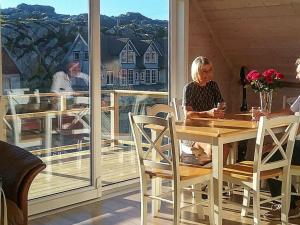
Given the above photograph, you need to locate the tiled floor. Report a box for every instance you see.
[30,190,300,225]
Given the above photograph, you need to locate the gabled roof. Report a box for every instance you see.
[62,33,88,63]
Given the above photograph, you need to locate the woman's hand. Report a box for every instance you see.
[207,108,225,118]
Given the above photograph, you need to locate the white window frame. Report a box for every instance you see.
[106,71,113,85]
[121,50,127,63]
[127,51,134,63]
[135,72,139,81]
[84,51,89,61]
[121,69,127,85]
[128,69,134,85]
[145,69,151,84]
[73,51,80,61]
[144,52,150,64]
[151,70,157,84]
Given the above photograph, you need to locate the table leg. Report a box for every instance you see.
[211,138,223,225]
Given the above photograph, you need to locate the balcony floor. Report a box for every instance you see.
[29,145,138,199]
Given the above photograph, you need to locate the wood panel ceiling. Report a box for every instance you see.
[196,0,300,81]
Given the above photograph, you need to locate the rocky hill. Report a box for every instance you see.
[1,4,168,91]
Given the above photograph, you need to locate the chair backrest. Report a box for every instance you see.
[253,114,300,181]
[7,88,41,115]
[129,113,180,182]
[146,104,175,118]
[172,98,184,121]
[282,95,297,110]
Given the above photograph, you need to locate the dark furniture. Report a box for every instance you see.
[0,141,46,225]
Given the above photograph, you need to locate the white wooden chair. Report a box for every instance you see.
[282,95,300,196]
[129,113,212,225]
[282,95,297,110]
[146,104,175,119]
[7,89,42,149]
[171,98,184,121]
[223,114,300,225]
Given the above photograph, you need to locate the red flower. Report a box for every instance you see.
[246,70,261,81]
[275,72,284,79]
[263,69,276,77]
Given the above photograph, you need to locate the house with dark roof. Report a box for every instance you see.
[1,47,21,93]
[62,33,89,74]
[65,33,167,89]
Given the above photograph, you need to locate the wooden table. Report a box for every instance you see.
[151,114,259,225]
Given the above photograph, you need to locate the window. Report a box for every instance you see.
[151,52,156,63]
[141,73,144,81]
[135,72,139,81]
[128,70,134,85]
[73,51,80,61]
[84,51,89,61]
[128,51,134,63]
[151,70,157,84]
[106,71,113,85]
[121,50,127,63]
[146,70,151,84]
[121,69,127,85]
[145,53,150,63]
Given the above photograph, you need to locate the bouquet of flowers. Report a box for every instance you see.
[246,69,284,92]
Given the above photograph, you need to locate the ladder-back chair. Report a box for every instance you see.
[129,113,212,225]
[223,114,300,225]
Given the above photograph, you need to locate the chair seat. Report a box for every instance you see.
[224,161,282,182]
[291,165,300,175]
[146,164,211,180]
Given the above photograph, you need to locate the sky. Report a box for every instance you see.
[0,0,169,20]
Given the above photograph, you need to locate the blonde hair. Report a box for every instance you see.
[191,56,211,81]
[295,58,300,66]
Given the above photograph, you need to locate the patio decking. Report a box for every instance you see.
[29,145,139,199]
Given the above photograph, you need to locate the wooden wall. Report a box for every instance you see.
[189,0,300,113]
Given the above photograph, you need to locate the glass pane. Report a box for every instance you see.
[100,0,169,186]
[1,1,91,199]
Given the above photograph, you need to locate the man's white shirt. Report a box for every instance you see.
[51,71,89,93]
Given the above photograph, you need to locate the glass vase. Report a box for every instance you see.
[259,91,273,113]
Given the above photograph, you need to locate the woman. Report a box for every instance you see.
[181,56,230,165]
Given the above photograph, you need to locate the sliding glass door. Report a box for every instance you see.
[0,0,100,209]
[100,0,169,188]
[0,0,172,214]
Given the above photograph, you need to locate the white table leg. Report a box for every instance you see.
[211,138,223,225]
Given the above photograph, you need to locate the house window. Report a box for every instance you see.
[128,51,134,63]
[145,53,150,64]
[151,52,156,63]
[73,51,80,61]
[121,50,127,63]
[141,73,144,81]
[121,69,127,85]
[135,73,139,81]
[151,70,157,84]
[84,51,89,61]
[146,70,151,84]
[106,71,113,85]
[128,70,134,85]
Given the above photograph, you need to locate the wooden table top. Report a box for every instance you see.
[177,114,258,138]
